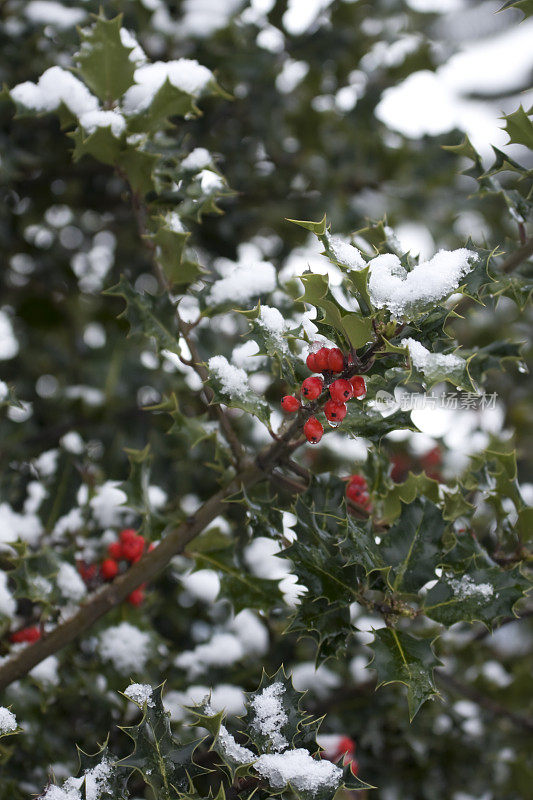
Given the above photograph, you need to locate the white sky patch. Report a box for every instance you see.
[125,683,154,707]
[255,749,342,795]
[449,575,494,601]
[98,623,151,673]
[0,310,19,360]
[208,256,276,306]
[122,59,213,114]
[24,1,87,28]
[11,66,98,118]
[56,562,87,602]
[0,707,17,734]
[251,682,288,751]
[79,110,126,137]
[402,338,464,380]
[368,248,477,319]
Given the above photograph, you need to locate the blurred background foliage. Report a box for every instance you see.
[0,1,532,799]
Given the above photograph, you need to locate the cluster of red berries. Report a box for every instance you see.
[281,346,367,444]
[78,528,150,607]
[9,625,41,644]
[345,474,372,511]
[390,446,442,483]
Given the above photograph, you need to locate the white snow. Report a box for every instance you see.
[208,355,251,400]
[0,572,16,617]
[255,749,342,795]
[402,338,465,381]
[0,502,42,548]
[30,655,59,686]
[325,234,366,270]
[208,258,276,306]
[0,707,17,734]
[251,682,288,752]
[0,381,8,401]
[218,723,255,763]
[175,632,245,675]
[198,169,225,193]
[175,610,268,677]
[42,757,113,800]
[89,481,128,527]
[11,67,98,117]
[368,249,478,319]
[24,1,86,28]
[163,211,186,232]
[56,562,87,602]
[98,623,151,672]
[53,507,84,538]
[449,575,494,601]
[122,59,213,114]
[232,340,264,370]
[258,305,288,348]
[179,0,243,38]
[24,481,47,515]
[0,310,19,360]
[125,682,154,707]
[80,110,126,137]
[182,147,212,170]
[33,448,59,477]
[181,569,221,603]
[120,28,146,64]
[60,431,84,454]
[165,684,245,721]
[290,662,341,698]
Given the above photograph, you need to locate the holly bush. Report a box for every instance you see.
[0,2,532,799]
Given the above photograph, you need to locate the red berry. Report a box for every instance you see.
[281,395,300,413]
[421,446,441,467]
[127,586,146,606]
[306,352,318,371]
[324,399,347,422]
[350,375,366,398]
[10,626,41,644]
[77,561,97,583]
[304,416,324,444]
[327,348,344,373]
[314,347,330,372]
[108,541,123,560]
[337,736,356,757]
[120,528,138,544]
[347,474,367,489]
[330,378,353,403]
[122,535,145,563]
[301,376,323,400]
[101,558,119,580]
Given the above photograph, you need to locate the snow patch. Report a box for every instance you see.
[11,67,98,117]
[122,59,213,114]
[125,682,154,707]
[98,623,150,672]
[0,706,17,734]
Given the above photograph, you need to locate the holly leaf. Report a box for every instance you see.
[147,215,203,289]
[422,565,531,627]
[369,629,442,719]
[103,276,181,354]
[206,363,271,425]
[503,105,533,148]
[298,273,372,349]
[119,684,204,795]
[76,12,136,102]
[241,667,309,753]
[499,0,533,18]
[286,214,327,235]
[380,499,446,595]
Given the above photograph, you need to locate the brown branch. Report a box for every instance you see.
[501,236,533,273]
[0,464,263,692]
[436,670,533,734]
